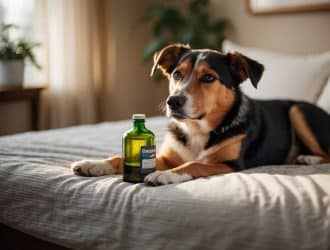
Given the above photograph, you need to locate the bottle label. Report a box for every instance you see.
[123,145,156,183]
[140,145,156,174]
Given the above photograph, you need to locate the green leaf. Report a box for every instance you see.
[208,19,227,33]
[189,0,209,14]
[141,38,166,62]
[26,49,42,69]
[177,25,195,43]
[153,8,186,36]
[0,23,18,32]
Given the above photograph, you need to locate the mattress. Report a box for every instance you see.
[0,116,330,250]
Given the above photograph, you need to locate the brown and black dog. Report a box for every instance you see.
[72,43,330,185]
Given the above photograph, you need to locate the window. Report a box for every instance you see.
[0,0,44,85]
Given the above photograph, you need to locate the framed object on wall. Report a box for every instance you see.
[247,0,330,14]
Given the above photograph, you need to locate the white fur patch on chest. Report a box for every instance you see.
[184,121,210,156]
[160,133,196,161]
[161,119,211,162]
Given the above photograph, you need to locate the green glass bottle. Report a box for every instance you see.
[123,114,156,183]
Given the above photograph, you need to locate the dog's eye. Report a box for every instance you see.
[200,74,216,83]
[173,71,183,81]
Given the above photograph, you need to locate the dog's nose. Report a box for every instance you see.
[167,95,187,110]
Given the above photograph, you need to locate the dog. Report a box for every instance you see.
[71,43,330,185]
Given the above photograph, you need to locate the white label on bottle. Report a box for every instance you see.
[142,158,156,169]
[140,145,156,170]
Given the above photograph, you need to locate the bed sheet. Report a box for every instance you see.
[0,117,329,250]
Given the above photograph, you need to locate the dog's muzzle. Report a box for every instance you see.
[167,95,187,111]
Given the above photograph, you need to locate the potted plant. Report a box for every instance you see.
[140,0,227,80]
[0,23,41,88]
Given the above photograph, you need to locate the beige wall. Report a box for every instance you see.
[100,0,168,121]
[211,0,330,54]
[1,0,329,135]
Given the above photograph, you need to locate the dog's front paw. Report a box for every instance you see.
[144,171,192,186]
[71,159,115,176]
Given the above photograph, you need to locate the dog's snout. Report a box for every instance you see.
[167,95,187,110]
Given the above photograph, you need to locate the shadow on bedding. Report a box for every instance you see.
[241,163,330,175]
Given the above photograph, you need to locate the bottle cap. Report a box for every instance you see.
[132,114,146,120]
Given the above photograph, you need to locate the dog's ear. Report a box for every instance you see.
[227,52,264,88]
[150,43,191,78]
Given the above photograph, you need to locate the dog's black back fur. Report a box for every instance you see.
[208,94,330,171]
[241,99,293,169]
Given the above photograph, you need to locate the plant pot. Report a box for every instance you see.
[0,60,24,88]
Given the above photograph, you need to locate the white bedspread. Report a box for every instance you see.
[0,117,329,250]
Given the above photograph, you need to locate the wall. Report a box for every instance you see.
[211,0,330,54]
[100,0,330,122]
[1,0,329,135]
[100,0,168,121]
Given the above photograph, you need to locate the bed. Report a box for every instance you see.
[1,39,330,249]
[1,116,330,250]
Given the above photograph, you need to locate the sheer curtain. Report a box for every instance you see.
[34,0,105,129]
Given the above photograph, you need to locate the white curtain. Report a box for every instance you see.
[34,0,103,128]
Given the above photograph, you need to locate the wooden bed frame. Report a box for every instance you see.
[0,223,71,250]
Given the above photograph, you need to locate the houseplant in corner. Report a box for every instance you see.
[0,23,41,88]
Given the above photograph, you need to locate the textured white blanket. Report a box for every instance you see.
[0,117,329,250]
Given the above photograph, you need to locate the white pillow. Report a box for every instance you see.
[222,40,330,103]
[317,77,330,113]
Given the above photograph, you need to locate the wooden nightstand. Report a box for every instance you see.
[0,86,45,131]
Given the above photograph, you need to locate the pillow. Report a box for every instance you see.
[317,77,330,113]
[222,40,330,103]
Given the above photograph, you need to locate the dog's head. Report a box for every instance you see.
[151,43,264,130]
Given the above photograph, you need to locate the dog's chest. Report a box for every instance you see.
[186,131,209,158]
[176,121,211,161]
[163,120,215,162]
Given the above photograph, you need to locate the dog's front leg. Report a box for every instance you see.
[145,161,233,186]
[145,135,243,185]
[71,154,177,177]
[71,155,123,176]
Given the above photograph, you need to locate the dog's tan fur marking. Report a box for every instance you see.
[156,149,185,170]
[199,134,246,164]
[320,157,330,163]
[289,105,327,157]
[174,58,191,76]
[205,84,236,129]
[168,161,233,178]
[169,59,193,92]
[105,155,123,173]
[185,61,236,130]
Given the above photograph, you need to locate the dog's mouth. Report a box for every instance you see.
[171,111,206,120]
